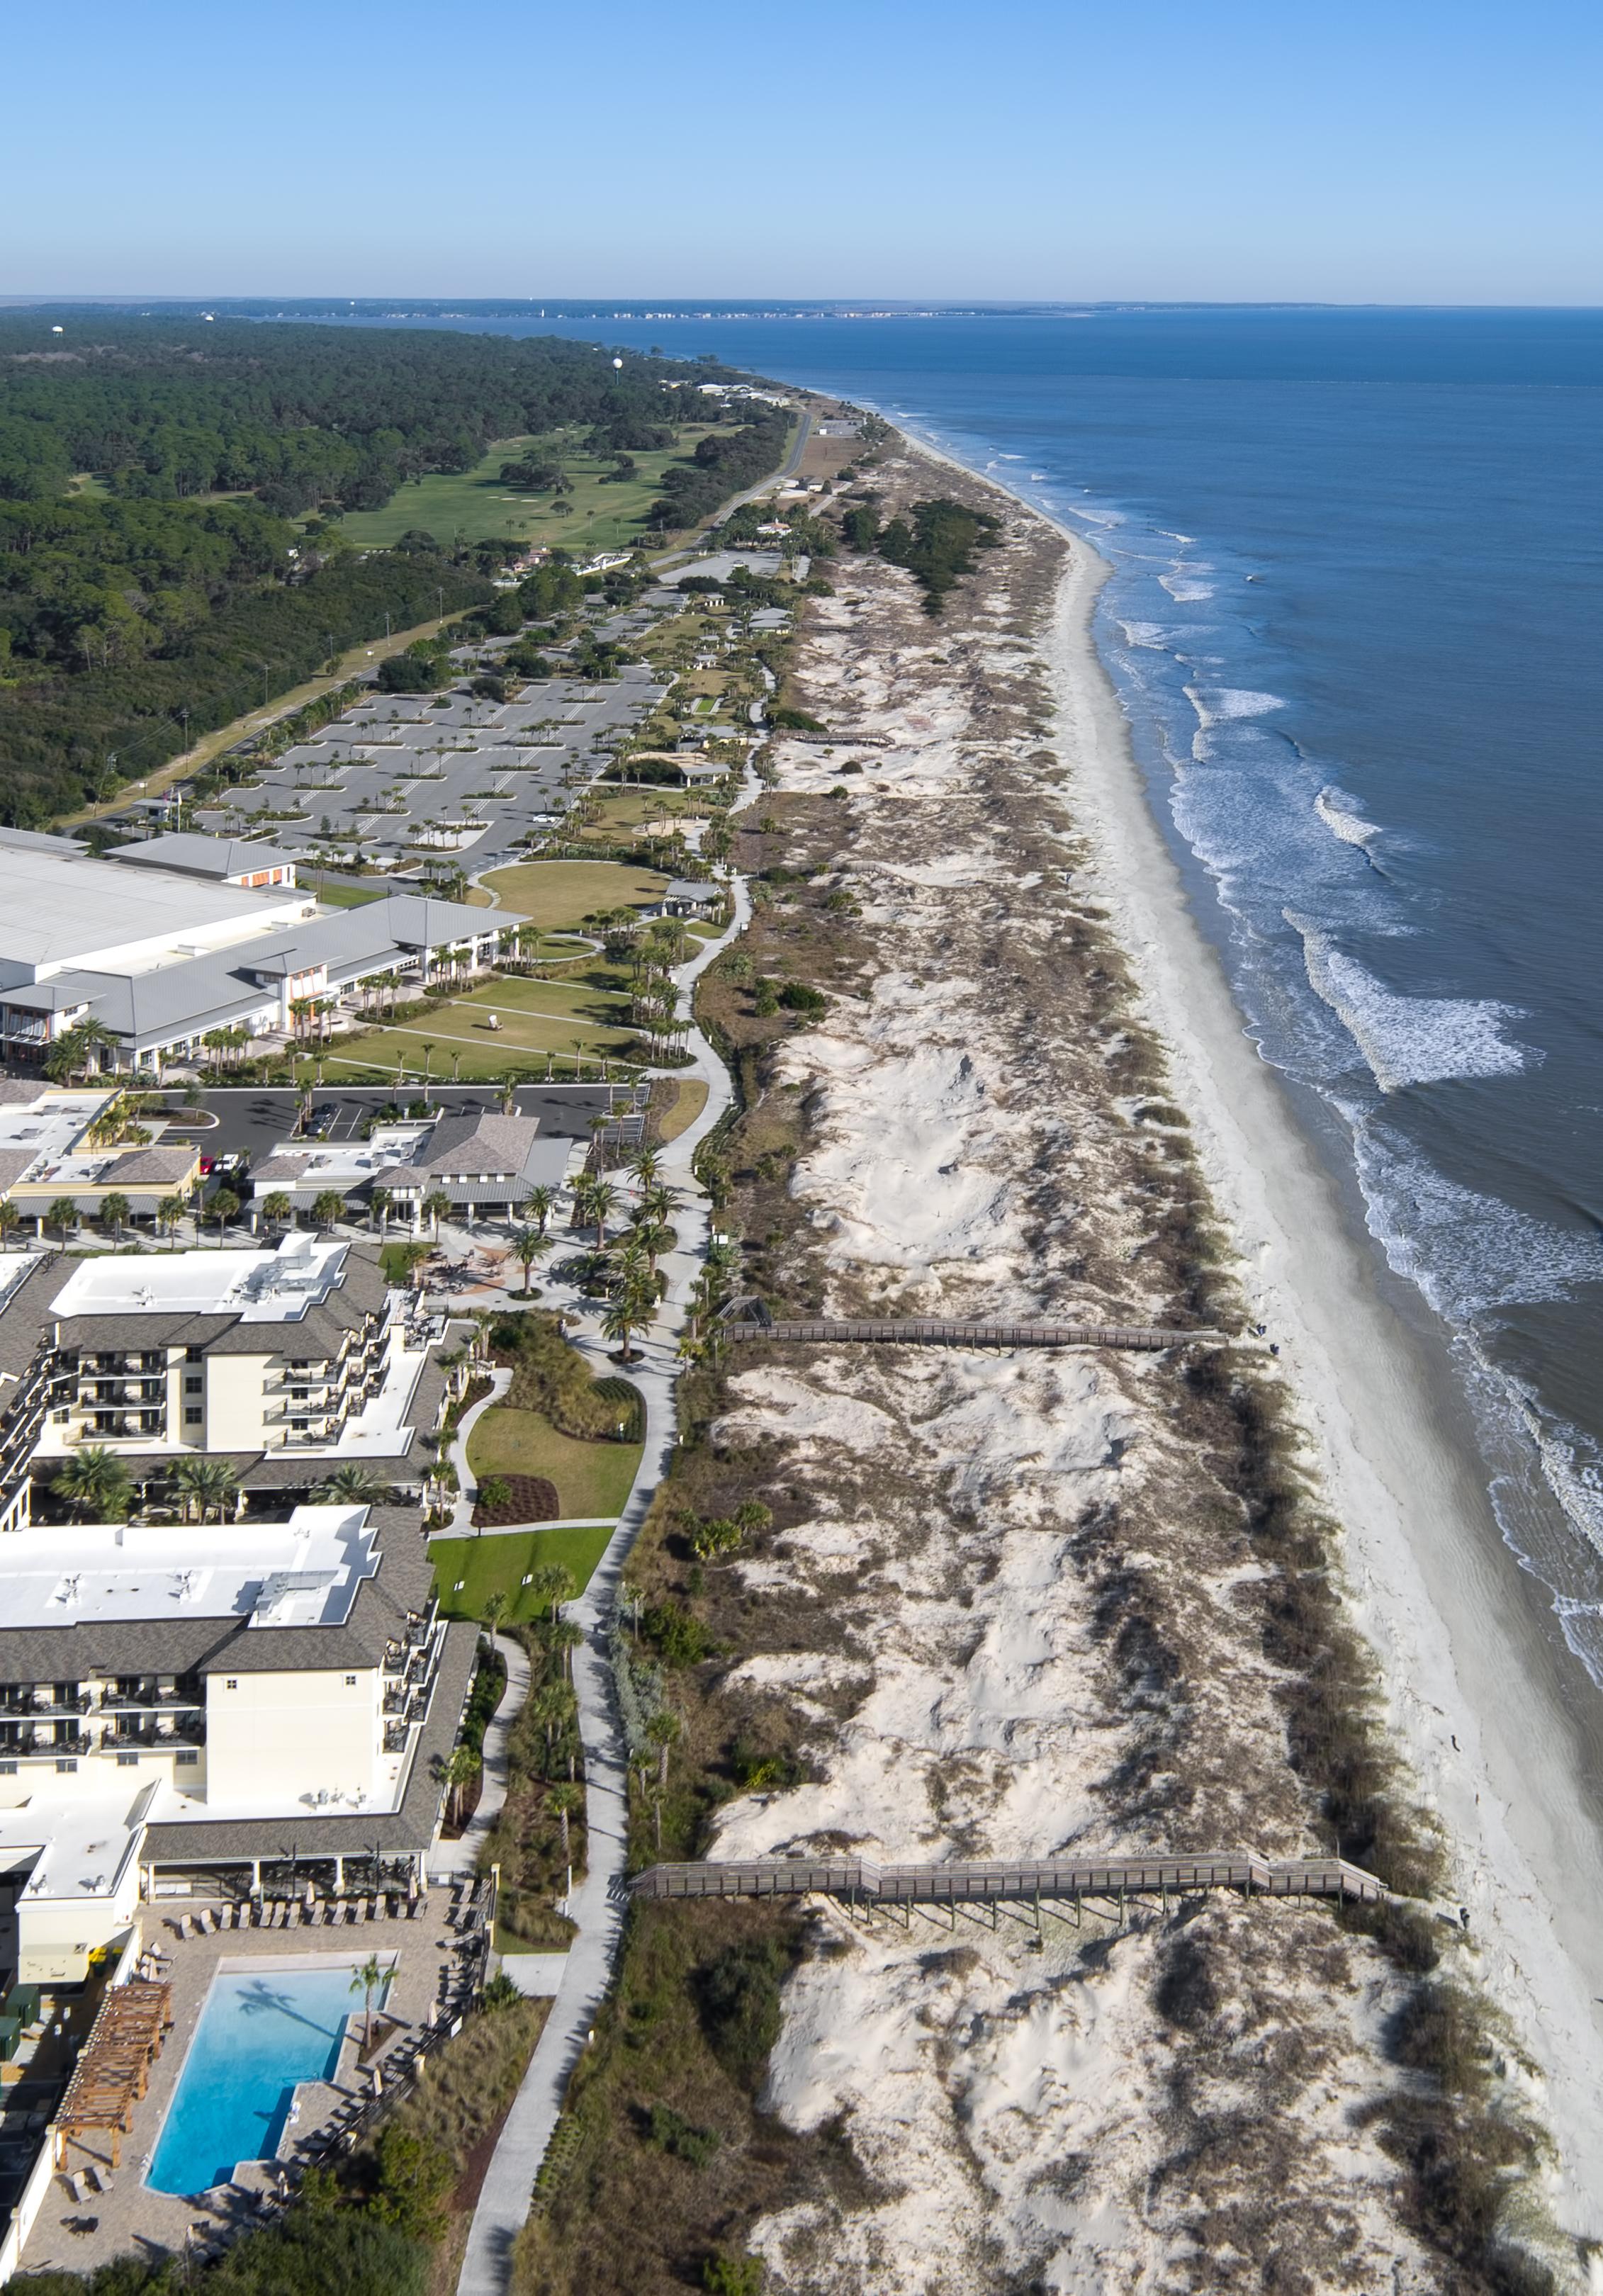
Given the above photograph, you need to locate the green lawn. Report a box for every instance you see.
[481,859,666,929]
[430,1524,616,1625]
[334,426,719,555]
[311,881,388,909]
[468,1405,643,1521]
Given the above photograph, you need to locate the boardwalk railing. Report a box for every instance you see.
[720,1319,1222,1354]
[625,1852,1387,1908]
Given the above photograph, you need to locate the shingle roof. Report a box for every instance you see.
[140,1619,477,1861]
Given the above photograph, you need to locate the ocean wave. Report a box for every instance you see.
[1295,925,1535,1090]
[1113,618,1175,650]
[1315,784,1381,850]
[1352,1129,1603,1320]
[1186,685,1287,728]
[1160,573,1216,601]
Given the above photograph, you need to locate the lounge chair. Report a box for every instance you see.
[197,1906,216,1934]
[307,1902,324,1928]
[287,1901,301,1928]
[65,2169,89,2205]
[328,1901,346,1927]
[88,2163,113,2195]
[173,1913,193,1941]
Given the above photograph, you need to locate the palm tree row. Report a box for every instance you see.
[52,1448,388,1526]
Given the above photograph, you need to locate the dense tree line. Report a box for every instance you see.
[0,314,788,820]
[646,408,791,529]
[844,493,1001,612]
[0,546,489,823]
[0,313,703,510]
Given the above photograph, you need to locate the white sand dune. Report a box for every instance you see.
[707,451,1603,2289]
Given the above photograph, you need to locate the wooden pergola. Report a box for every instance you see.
[55,1978,174,2167]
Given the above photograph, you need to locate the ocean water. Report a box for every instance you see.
[330,307,1603,1682]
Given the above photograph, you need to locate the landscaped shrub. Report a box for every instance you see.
[473,1473,561,1528]
[491,1310,642,1442]
[643,1599,716,1669]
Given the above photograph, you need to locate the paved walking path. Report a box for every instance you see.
[455,874,745,2296]
[447,1367,512,1531]
[433,1631,530,1879]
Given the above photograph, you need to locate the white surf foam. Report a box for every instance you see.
[1297,925,1534,1091]
[1160,572,1216,601]
[1315,784,1381,849]
[1186,685,1287,728]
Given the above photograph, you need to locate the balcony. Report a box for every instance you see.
[99,1688,202,1713]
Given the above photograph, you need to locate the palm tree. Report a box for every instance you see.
[444,1743,478,1830]
[369,1187,391,1236]
[326,1464,386,1505]
[311,1189,347,1231]
[55,1444,131,1522]
[524,1184,556,1237]
[209,1187,241,1244]
[420,1042,436,1098]
[587,1181,619,1247]
[156,1195,188,1245]
[99,1191,131,1243]
[646,1708,680,1792]
[547,1780,580,1864]
[602,1287,651,1362]
[629,1144,664,1187]
[349,1952,388,2056]
[172,1456,241,1525]
[531,1682,575,1763]
[423,1189,451,1239]
[46,1196,79,1249]
[630,1218,673,1278]
[261,1191,293,1232]
[511,1227,550,1295]
[481,1589,507,1641]
[529,1563,575,1619]
[549,1618,583,1683]
[0,1200,21,1247]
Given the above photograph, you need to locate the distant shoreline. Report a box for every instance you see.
[884,422,1603,2227]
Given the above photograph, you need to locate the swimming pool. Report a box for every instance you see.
[147,1957,391,2195]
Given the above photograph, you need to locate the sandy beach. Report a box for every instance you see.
[661,428,1603,2290]
[1044,512,1603,2236]
[539,422,1603,2295]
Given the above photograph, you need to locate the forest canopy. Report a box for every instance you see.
[0,314,781,822]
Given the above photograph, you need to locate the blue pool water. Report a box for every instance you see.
[147,1962,385,2195]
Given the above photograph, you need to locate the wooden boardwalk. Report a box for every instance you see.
[626,1851,1387,1908]
[721,1318,1222,1354]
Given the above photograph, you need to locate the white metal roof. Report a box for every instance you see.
[0,845,308,980]
[0,1507,378,1632]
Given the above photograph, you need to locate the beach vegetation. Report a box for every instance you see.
[874,494,1001,613]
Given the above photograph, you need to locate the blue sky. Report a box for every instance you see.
[8,0,1599,303]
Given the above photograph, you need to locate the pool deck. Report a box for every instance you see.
[20,1893,476,2277]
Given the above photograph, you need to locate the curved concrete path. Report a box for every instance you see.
[456,879,745,2295]
[434,1631,530,1879]
[447,1367,513,1531]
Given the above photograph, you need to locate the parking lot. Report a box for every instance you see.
[197,1082,641,1166]
[197,664,670,872]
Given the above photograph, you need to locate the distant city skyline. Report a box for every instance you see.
[7,0,1599,305]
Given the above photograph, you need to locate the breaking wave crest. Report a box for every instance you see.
[1294,921,1535,1091]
